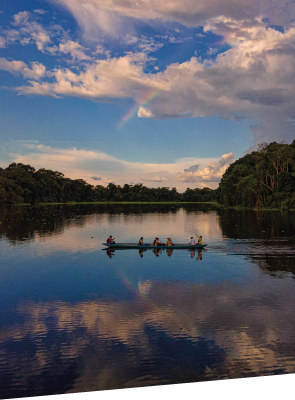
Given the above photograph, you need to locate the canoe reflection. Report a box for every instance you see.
[105,248,204,259]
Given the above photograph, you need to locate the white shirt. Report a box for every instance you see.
[190,238,195,245]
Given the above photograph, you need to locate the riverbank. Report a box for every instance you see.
[9,201,221,206]
[5,201,295,211]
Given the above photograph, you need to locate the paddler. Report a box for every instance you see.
[196,234,202,245]
[153,237,163,246]
[107,235,115,244]
[166,237,174,246]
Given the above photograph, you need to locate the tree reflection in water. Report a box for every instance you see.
[1,203,295,398]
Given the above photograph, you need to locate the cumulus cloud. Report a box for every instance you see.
[176,152,235,183]
[137,106,154,118]
[53,0,295,35]
[7,21,295,145]
[2,3,295,147]
[13,52,164,101]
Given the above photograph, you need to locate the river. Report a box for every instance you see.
[0,203,295,398]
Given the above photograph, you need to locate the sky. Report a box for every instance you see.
[0,0,295,191]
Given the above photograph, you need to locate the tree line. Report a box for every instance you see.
[0,163,215,205]
[1,140,295,208]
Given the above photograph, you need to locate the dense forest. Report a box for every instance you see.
[1,140,295,208]
[0,163,214,205]
[216,141,295,209]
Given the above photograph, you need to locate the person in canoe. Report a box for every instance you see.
[153,237,163,246]
[196,234,202,245]
[107,235,115,244]
[165,237,174,247]
[189,236,196,245]
[138,237,150,246]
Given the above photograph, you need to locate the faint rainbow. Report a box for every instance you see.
[117,87,165,129]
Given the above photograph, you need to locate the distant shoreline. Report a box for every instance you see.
[9,201,221,206]
[5,201,295,211]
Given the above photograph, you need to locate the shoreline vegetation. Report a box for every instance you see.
[1,141,295,210]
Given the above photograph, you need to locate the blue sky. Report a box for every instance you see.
[0,0,295,190]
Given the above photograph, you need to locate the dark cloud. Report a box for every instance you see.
[184,164,200,173]
[91,176,102,181]
[237,88,288,106]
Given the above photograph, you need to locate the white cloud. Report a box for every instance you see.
[148,176,168,182]
[33,9,47,15]
[137,106,154,118]
[0,29,20,48]
[207,47,218,56]
[176,152,235,183]
[58,40,92,61]
[12,11,51,51]
[0,37,6,48]
[53,0,295,35]
[5,142,223,190]
[14,52,163,101]
[198,182,213,189]
[9,23,295,120]
[3,4,295,147]
[0,57,47,80]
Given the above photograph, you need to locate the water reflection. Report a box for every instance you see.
[105,248,204,260]
[106,248,116,258]
[247,255,295,279]
[0,203,219,246]
[1,204,295,398]
[1,276,295,398]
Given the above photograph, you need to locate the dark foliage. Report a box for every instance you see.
[2,140,295,208]
[216,141,295,209]
[0,163,215,204]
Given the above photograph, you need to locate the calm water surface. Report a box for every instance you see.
[0,204,295,398]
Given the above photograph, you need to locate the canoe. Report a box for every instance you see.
[102,243,207,249]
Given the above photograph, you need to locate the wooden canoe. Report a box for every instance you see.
[102,243,207,249]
